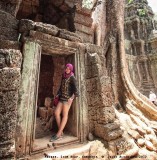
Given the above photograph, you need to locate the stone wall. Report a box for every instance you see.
[74,6,93,43]
[37,55,65,106]
[92,0,106,46]
[0,2,22,159]
[38,55,54,106]
[0,10,19,41]
[125,0,157,96]
[0,0,21,16]
[0,49,22,158]
[84,44,126,156]
[52,57,65,97]
[148,38,157,89]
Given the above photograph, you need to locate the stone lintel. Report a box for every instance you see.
[19,20,82,43]
[19,19,35,33]
[28,31,78,55]
[59,29,82,42]
[35,22,59,37]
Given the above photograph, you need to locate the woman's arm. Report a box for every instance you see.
[71,76,79,97]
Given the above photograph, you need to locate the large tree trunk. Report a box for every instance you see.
[104,0,157,157]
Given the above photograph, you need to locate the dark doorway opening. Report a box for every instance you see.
[33,53,79,151]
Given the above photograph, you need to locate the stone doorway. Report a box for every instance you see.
[32,53,79,152]
[16,36,87,158]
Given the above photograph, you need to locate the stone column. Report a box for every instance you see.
[15,41,41,157]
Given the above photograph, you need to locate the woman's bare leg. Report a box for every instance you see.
[56,100,72,137]
[54,102,63,129]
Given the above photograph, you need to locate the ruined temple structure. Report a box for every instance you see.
[125,0,157,96]
[1,0,157,159]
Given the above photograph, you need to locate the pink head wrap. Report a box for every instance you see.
[64,63,74,78]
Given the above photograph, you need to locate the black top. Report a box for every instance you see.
[57,75,79,101]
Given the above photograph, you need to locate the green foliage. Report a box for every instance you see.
[82,0,93,9]
[137,9,146,16]
[128,0,133,4]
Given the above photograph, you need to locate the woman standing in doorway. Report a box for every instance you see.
[50,63,79,141]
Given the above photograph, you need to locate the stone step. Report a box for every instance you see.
[53,136,79,149]
[32,134,79,155]
[29,140,108,160]
[29,142,91,160]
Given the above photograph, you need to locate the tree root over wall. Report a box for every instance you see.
[115,102,157,159]
[104,0,157,159]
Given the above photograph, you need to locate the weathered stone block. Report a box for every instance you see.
[87,91,101,106]
[97,107,116,124]
[0,49,22,69]
[0,40,20,50]
[101,91,113,107]
[0,143,15,158]
[99,76,112,89]
[94,123,105,139]
[85,44,102,54]
[38,107,47,119]
[0,54,6,69]
[85,66,92,79]
[0,1,18,16]
[0,91,18,113]
[19,19,35,33]
[0,116,16,141]
[75,23,93,35]
[52,0,64,7]
[103,121,120,133]
[86,78,98,92]
[86,52,101,65]
[0,68,21,90]
[85,63,99,79]
[0,90,17,153]
[74,13,93,27]
[0,10,18,30]
[35,22,59,36]
[76,31,93,43]
[76,6,92,16]
[94,123,123,141]
[0,27,18,41]
[91,64,99,77]
[59,29,82,42]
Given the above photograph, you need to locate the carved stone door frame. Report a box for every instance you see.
[16,32,88,157]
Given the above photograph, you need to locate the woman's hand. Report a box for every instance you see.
[71,94,75,100]
[68,97,74,105]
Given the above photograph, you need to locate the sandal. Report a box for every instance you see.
[49,135,62,142]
